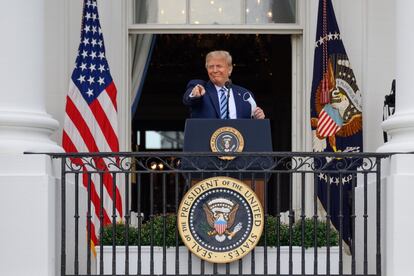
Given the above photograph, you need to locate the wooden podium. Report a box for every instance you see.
[183,119,272,205]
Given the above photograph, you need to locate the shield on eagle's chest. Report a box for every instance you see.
[214,218,227,235]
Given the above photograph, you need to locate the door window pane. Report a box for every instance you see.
[134,0,296,24]
[135,0,187,24]
[246,0,296,24]
[190,0,242,25]
[145,131,184,149]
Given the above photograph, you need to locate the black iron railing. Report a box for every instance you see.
[49,151,389,276]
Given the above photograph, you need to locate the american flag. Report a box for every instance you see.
[62,0,123,248]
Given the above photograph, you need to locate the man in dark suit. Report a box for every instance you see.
[183,50,265,119]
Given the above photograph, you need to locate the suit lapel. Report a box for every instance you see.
[233,86,243,118]
[206,81,220,117]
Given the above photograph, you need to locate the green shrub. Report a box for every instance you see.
[258,215,289,246]
[101,222,139,246]
[258,216,338,248]
[140,214,184,246]
[292,218,339,248]
[101,214,338,248]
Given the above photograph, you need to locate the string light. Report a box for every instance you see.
[246,8,250,13]
[160,9,164,15]
[218,7,222,13]
[181,10,185,14]
[210,0,214,4]
[194,20,200,24]
[267,11,273,18]
[257,0,261,4]
[150,161,165,170]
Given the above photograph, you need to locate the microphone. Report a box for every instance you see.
[224,80,232,119]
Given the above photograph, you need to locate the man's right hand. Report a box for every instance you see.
[190,84,206,98]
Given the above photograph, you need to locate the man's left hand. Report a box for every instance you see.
[253,107,265,119]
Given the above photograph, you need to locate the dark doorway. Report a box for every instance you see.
[131,34,292,216]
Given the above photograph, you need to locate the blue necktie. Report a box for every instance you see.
[219,87,228,119]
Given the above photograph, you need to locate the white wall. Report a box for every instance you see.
[335,0,395,152]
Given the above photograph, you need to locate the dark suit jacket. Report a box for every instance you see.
[183,79,255,119]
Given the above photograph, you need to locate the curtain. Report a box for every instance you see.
[131,0,158,115]
[272,0,296,23]
[131,34,156,115]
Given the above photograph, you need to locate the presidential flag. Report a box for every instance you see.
[310,0,363,250]
[62,0,123,249]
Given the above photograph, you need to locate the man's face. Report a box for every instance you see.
[206,56,232,87]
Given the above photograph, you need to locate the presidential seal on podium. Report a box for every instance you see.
[210,127,244,160]
[177,176,263,263]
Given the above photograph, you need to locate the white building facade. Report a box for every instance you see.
[1,0,413,276]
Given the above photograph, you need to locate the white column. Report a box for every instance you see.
[378,1,414,276]
[0,0,61,153]
[379,0,414,152]
[0,1,61,276]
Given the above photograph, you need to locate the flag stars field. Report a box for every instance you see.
[315,31,341,48]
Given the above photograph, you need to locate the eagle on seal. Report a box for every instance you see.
[203,202,239,241]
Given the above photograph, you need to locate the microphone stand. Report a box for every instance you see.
[225,80,231,119]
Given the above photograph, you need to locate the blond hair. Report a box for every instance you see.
[205,50,233,68]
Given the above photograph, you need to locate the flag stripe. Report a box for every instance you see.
[105,82,118,111]
[65,96,99,152]
[97,88,118,134]
[68,81,119,154]
[63,131,113,225]
[68,82,110,151]
[64,112,123,218]
[82,172,112,225]
[89,99,119,152]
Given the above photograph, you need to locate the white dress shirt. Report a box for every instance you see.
[215,85,236,119]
